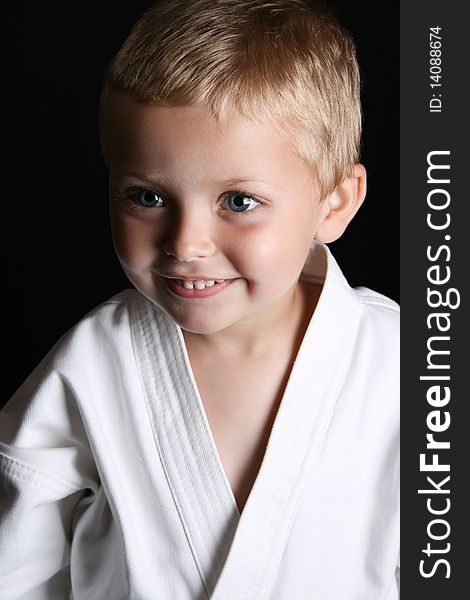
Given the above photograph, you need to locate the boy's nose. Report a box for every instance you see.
[162,212,216,262]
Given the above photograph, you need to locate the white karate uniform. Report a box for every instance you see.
[0,242,399,599]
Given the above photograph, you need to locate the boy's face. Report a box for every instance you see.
[106,95,333,336]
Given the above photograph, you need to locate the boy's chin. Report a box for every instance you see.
[174,316,233,336]
[154,302,236,336]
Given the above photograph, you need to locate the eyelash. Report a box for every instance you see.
[115,187,262,216]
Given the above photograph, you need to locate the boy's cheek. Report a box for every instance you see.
[111,220,159,271]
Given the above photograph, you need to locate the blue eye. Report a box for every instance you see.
[136,189,164,208]
[225,192,260,213]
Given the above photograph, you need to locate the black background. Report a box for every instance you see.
[4,1,398,402]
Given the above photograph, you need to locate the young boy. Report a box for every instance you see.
[0,1,399,598]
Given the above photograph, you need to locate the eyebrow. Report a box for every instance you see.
[116,172,169,185]
[221,178,278,188]
[117,172,279,190]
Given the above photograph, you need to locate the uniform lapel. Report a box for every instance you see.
[131,297,240,598]
[210,243,363,599]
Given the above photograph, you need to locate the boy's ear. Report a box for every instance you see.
[315,164,367,243]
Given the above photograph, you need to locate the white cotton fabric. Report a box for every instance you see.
[0,242,399,599]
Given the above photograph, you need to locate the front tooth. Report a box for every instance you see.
[205,280,215,287]
[183,281,194,289]
[194,280,206,290]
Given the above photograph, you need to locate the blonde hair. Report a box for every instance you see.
[100,0,361,201]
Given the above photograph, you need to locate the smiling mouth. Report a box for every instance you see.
[174,278,226,290]
[163,277,236,298]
